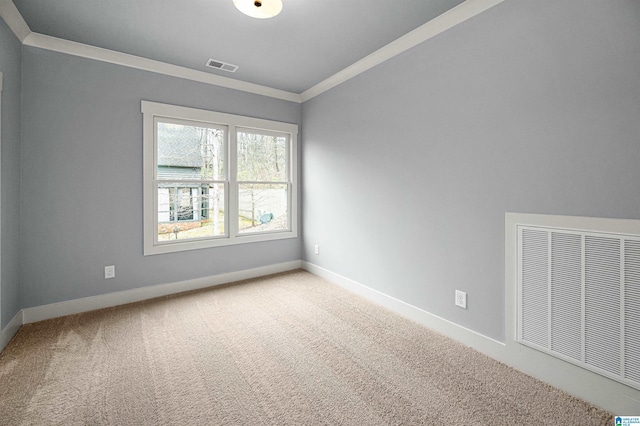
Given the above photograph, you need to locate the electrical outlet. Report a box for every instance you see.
[314,244,319,255]
[455,290,467,309]
[104,265,115,279]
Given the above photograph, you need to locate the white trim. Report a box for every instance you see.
[0,0,31,42]
[6,0,505,103]
[0,309,23,353]
[22,260,302,324]
[303,259,640,413]
[142,100,299,255]
[22,33,301,103]
[4,256,640,411]
[141,100,299,134]
[505,212,640,237]
[0,70,2,329]
[300,0,506,102]
[302,261,505,349]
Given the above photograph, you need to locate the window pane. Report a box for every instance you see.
[238,183,288,234]
[157,122,224,180]
[237,131,286,182]
[158,183,225,241]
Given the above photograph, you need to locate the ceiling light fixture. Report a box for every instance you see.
[233,0,283,19]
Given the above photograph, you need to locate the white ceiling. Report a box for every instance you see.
[9,0,467,95]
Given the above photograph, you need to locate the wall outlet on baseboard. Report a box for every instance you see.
[314,244,319,255]
[104,265,115,279]
[455,290,467,309]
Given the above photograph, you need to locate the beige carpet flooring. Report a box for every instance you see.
[0,270,612,425]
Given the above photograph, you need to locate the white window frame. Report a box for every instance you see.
[142,100,298,255]
[0,71,3,324]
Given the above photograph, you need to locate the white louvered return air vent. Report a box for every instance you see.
[518,225,640,390]
[205,58,238,73]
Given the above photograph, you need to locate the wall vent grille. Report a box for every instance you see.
[518,225,640,390]
[205,59,238,73]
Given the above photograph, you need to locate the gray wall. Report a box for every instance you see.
[20,47,301,308]
[302,0,640,341]
[0,19,22,328]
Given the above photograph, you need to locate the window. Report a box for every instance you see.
[142,101,298,255]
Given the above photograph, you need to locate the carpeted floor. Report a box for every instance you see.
[0,270,612,425]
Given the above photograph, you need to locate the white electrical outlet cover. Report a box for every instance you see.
[455,290,467,309]
[105,265,115,279]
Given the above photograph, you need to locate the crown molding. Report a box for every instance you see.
[300,0,506,102]
[5,0,504,104]
[0,0,30,42]
[22,32,302,103]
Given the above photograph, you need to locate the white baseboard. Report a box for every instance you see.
[5,258,639,413]
[22,260,302,324]
[0,310,24,353]
[301,261,640,414]
[301,261,505,351]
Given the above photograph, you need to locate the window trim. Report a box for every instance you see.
[142,100,298,255]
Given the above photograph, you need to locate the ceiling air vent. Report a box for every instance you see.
[206,59,238,73]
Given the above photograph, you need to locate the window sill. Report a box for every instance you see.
[144,230,298,256]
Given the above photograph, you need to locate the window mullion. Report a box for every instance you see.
[229,126,239,238]
[156,179,226,185]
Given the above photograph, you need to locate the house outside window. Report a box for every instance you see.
[156,121,225,241]
[142,101,298,255]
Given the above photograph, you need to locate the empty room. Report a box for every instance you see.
[1,0,639,423]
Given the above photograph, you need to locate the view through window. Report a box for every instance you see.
[156,121,226,241]
[237,129,289,234]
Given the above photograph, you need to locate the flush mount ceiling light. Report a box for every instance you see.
[233,0,283,19]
